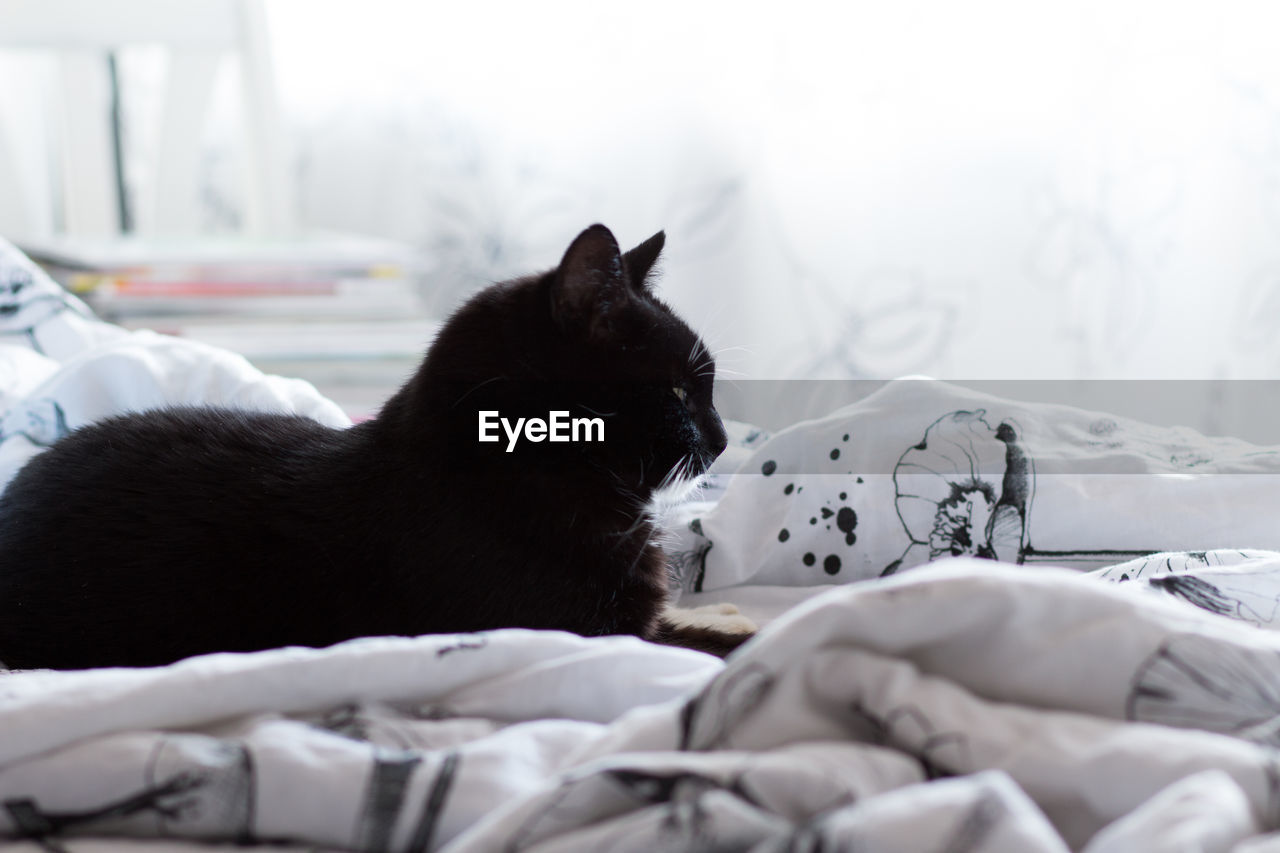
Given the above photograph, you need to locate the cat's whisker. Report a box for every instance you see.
[450,375,505,408]
[613,484,663,538]
[654,467,679,497]
[651,451,710,510]
[656,464,677,493]
[622,534,654,577]
[687,339,710,369]
[718,376,744,394]
[695,305,732,354]
[708,351,751,379]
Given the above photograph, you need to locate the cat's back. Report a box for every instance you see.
[0,406,361,572]
[1,406,341,512]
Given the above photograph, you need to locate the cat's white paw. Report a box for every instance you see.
[694,603,743,616]
[662,603,757,635]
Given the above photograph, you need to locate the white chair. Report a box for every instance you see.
[0,0,291,240]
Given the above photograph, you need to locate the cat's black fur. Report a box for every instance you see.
[0,225,744,670]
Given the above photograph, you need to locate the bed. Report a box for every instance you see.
[5,236,1280,852]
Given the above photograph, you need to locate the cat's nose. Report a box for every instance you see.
[706,414,728,458]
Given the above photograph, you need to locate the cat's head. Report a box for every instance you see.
[424,224,728,497]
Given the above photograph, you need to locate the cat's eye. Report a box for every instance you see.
[672,386,687,404]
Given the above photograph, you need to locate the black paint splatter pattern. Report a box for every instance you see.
[776,467,861,575]
[836,507,857,546]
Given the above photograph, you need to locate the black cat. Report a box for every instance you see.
[0,225,749,669]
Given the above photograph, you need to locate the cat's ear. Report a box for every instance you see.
[552,224,630,338]
[623,230,665,291]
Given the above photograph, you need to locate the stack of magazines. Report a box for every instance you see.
[19,233,438,420]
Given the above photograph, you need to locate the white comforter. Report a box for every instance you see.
[7,238,1280,852]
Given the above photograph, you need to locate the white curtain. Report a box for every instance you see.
[243,1,1280,382]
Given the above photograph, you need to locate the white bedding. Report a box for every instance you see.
[8,238,1280,851]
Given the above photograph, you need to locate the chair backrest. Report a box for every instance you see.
[0,0,292,239]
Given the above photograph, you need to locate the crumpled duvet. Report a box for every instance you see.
[7,562,1280,852]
